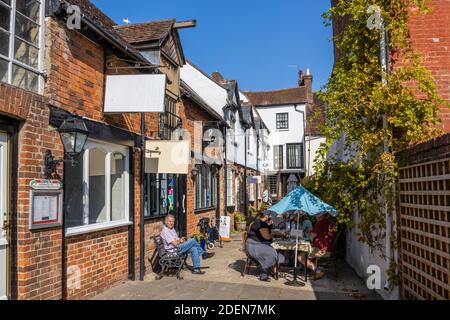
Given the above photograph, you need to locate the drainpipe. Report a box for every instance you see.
[380,17,394,293]
[294,105,307,178]
[256,131,260,209]
[244,126,248,217]
[139,114,146,281]
[223,119,228,217]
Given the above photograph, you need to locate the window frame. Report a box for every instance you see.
[226,167,234,206]
[276,113,289,130]
[273,145,284,170]
[269,175,277,197]
[66,139,131,237]
[0,0,45,93]
[144,173,176,219]
[194,165,218,211]
[286,143,304,169]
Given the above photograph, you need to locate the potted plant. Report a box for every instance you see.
[234,212,247,232]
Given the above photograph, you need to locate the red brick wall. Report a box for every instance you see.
[0,82,64,300]
[66,227,129,300]
[407,0,450,131]
[332,0,450,130]
[178,96,224,236]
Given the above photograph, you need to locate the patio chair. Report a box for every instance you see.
[151,235,188,280]
[241,231,279,280]
[314,230,344,281]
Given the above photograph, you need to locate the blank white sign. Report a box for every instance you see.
[104,74,167,113]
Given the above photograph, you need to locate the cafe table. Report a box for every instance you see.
[271,238,313,282]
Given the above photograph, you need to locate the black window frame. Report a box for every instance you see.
[144,173,176,219]
[286,143,304,169]
[194,165,218,211]
[276,113,289,130]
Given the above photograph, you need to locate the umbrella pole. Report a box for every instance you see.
[285,213,305,287]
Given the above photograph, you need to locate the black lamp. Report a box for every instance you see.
[45,117,89,179]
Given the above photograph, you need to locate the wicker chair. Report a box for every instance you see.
[152,235,188,280]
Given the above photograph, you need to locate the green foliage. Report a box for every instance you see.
[192,234,205,242]
[259,203,270,212]
[234,212,246,223]
[313,0,447,254]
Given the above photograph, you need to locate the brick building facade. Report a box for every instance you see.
[0,0,267,300]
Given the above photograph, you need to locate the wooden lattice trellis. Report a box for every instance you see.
[398,158,450,300]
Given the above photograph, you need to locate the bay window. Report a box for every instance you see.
[65,140,130,235]
[195,165,217,210]
[0,0,45,93]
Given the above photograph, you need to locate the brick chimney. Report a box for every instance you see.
[298,69,304,87]
[303,68,313,88]
[212,71,225,84]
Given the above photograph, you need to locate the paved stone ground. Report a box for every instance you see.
[93,233,382,300]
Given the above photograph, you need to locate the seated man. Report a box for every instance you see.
[160,214,214,275]
[298,212,335,280]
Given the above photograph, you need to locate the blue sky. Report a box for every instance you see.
[92,0,334,92]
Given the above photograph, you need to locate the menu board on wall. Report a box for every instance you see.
[29,179,63,230]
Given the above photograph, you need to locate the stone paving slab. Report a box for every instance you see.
[93,233,382,301]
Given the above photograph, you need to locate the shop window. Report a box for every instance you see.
[144,173,177,218]
[89,148,107,224]
[0,0,45,93]
[195,165,217,210]
[65,140,130,235]
[249,183,255,202]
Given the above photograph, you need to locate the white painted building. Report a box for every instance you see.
[181,61,269,212]
[244,71,323,199]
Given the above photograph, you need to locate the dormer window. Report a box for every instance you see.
[0,0,45,93]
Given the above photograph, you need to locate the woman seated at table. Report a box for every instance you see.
[298,212,335,280]
[246,211,285,282]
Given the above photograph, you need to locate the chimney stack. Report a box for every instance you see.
[298,69,304,87]
[212,71,225,84]
[303,68,313,87]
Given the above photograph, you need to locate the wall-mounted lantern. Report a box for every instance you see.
[45,117,89,179]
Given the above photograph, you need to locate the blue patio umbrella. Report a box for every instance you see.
[267,186,338,217]
[266,186,337,286]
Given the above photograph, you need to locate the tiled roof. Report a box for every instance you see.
[243,87,309,107]
[114,19,175,44]
[64,0,147,61]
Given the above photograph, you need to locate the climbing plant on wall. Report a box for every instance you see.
[309,0,447,255]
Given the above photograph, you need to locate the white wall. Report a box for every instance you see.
[180,62,229,117]
[256,104,306,172]
[305,136,325,177]
[330,133,399,300]
[346,213,399,300]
